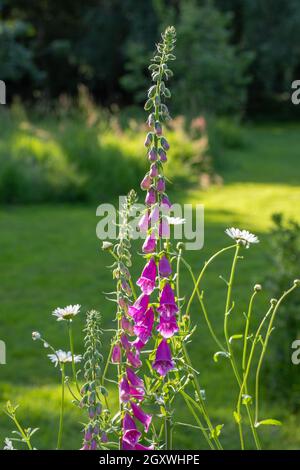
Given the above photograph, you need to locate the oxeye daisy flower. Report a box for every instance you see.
[52,304,81,321]
[3,438,14,450]
[48,350,82,367]
[225,227,259,248]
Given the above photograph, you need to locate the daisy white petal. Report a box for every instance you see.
[225,227,259,248]
[48,349,82,367]
[52,304,81,321]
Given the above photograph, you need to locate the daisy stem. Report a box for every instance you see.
[57,363,65,450]
[254,283,299,426]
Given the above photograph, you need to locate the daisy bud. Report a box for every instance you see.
[254,284,262,292]
[155,121,162,136]
[144,132,153,148]
[148,148,157,162]
[149,163,158,178]
[270,298,278,307]
[140,173,151,191]
[160,137,170,151]
[293,279,300,287]
[158,148,167,162]
[32,331,41,341]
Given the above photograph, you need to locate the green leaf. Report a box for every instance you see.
[213,351,230,362]
[210,424,224,439]
[256,419,282,427]
[229,334,243,343]
[144,99,153,111]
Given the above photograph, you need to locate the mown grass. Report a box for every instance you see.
[0,123,299,449]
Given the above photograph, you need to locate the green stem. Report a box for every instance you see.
[12,417,33,450]
[180,391,214,450]
[255,283,299,425]
[57,363,65,450]
[68,322,80,393]
[242,291,257,372]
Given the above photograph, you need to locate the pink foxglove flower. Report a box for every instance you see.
[149,205,160,225]
[140,173,151,191]
[159,218,170,238]
[149,163,158,177]
[157,177,165,193]
[120,334,131,351]
[131,402,152,432]
[161,194,172,210]
[136,258,156,294]
[126,367,144,388]
[122,414,142,448]
[133,307,154,344]
[157,315,178,339]
[120,377,144,402]
[138,212,149,232]
[157,283,178,317]
[126,350,142,369]
[142,233,157,253]
[121,317,134,335]
[152,339,175,376]
[158,255,172,277]
[111,344,121,363]
[128,293,149,322]
[145,188,156,205]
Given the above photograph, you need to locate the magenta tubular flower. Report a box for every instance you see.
[131,402,152,432]
[127,367,144,388]
[159,218,170,238]
[137,258,156,294]
[126,350,142,368]
[133,307,154,344]
[138,212,149,232]
[157,283,178,317]
[145,188,156,205]
[122,413,142,448]
[142,233,157,253]
[131,337,146,350]
[149,163,158,178]
[159,255,172,277]
[120,377,144,402]
[112,344,121,363]
[140,173,151,191]
[128,293,149,321]
[135,443,155,450]
[157,315,178,338]
[155,121,162,136]
[90,440,97,450]
[149,205,159,226]
[120,334,131,351]
[152,339,175,376]
[157,177,165,193]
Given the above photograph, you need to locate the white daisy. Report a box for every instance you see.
[48,350,82,367]
[52,304,81,321]
[3,438,14,450]
[225,227,259,248]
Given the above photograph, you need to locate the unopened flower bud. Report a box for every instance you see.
[270,298,277,307]
[112,344,121,363]
[293,279,300,287]
[144,132,153,147]
[148,148,158,162]
[96,403,102,415]
[88,406,96,419]
[157,177,165,193]
[140,173,151,191]
[32,331,41,341]
[90,439,97,450]
[147,113,155,127]
[254,284,262,292]
[155,121,162,136]
[101,432,108,443]
[158,148,167,162]
[160,137,170,151]
[149,163,158,178]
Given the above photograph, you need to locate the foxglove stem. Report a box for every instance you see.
[57,363,65,450]
[68,322,80,393]
[254,282,299,426]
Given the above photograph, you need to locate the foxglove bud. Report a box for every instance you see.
[112,344,121,363]
[96,403,102,415]
[88,406,96,419]
[90,439,97,450]
[160,137,170,150]
[149,163,158,178]
[147,113,155,127]
[121,279,132,297]
[101,432,108,443]
[157,177,165,193]
[148,148,157,162]
[144,132,153,147]
[158,148,167,162]
[155,121,162,136]
[145,188,156,205]
[140,173,151,191]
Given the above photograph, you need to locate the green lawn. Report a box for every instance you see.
[0,123,300,449]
